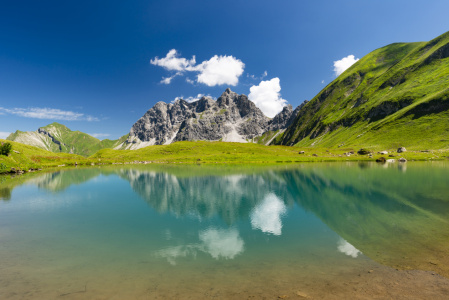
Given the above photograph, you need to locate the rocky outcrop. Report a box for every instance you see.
[37,127,65,151]
[119,89,298,149]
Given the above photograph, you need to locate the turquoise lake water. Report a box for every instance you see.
[1,162,448,299]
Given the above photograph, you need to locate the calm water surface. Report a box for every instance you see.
[1,162,449,299]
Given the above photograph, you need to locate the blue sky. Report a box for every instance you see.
[1,0,449,139]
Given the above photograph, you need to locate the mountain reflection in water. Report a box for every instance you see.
[2,162,449,276]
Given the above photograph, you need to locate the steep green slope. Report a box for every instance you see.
[7,123,127,156]
[278,31,449,149]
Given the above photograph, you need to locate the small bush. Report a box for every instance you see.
[0,142,12,156]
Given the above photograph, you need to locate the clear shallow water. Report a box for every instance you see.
[1,162,449,299]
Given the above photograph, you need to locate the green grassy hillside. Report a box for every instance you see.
[7,122,127,156]
[278,31,449,150]
[0,139,85,173]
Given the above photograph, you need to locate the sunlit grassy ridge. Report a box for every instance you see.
[279,31,449,149]
[7,122,128,156]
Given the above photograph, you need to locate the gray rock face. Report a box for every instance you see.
[120,89,298,149]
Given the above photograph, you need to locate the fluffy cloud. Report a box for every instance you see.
[0,107,98,121]
[151,50,245,86]
[0,132,10,139]
[333,54,359,76]
[150,49,196,71]
[195,55,244,86]
[248,77,288,118]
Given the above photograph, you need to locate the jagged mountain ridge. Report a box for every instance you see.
[7,123,127,156]
[118,88,298,149]
[276,30,449,148]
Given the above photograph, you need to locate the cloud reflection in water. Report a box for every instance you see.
[337,238,362,258]
[156,227,244,265]
[250,193,286,235]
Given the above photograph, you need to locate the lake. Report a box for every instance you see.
[1,162,449,299]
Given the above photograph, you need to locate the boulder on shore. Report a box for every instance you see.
[397,147,407,153]
[357,148,371,155]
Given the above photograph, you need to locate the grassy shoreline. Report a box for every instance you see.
[1,139,448,175]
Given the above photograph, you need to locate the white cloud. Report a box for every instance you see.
[89,133,110,139]
[250,193,286,235]
[248,77,288,118]
[173,94,215,103]
[194,55,244,86]
[150,49,196,71]
[0,107,98,121]
[337,238,362,258]
[333,54,359,76]
[0,132,11,139]
[185,77,195,84]
[247,70,268,80]
[151,50,245,86]
[160,72,182,84]
[321,80,325,84]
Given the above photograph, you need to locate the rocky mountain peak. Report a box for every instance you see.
[118,89,301,150]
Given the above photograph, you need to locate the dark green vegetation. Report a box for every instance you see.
[7,122,128,157]
[0,142,12,156]
[278,31,449,149]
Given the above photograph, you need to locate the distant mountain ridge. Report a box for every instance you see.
[7,123,127,156]
[276,30,449,149]
[117,88,298,150]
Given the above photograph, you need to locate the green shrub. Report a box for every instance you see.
[0,142,12,156]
